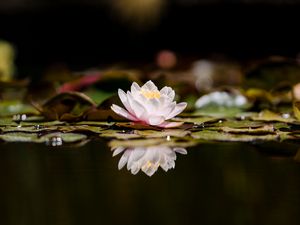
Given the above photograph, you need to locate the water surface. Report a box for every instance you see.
[0,141,300,225]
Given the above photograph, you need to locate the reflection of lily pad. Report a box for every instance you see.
[109,138,196,149]
[99,128,190,139]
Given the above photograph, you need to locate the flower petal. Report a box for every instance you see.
[127,92,147,119]
[112,147,125,157]
[173,147,188,155]
[148,116,165,126]
[142,80,158,91]
[130,163,141,175]
[165,102,187,120]
[127,147,146,170]
[118,89,134,114]
[160,102,176,118]
[160,86,172,95]
[131,82,141,94]
[160,86,175,101]
[148,98,161,114]
[111,104,138,121]
[118,150,131,169]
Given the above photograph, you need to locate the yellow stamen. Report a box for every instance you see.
[142,161,159,170]
[140,89,161,99]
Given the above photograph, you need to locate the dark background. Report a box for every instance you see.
[1,0,300,71]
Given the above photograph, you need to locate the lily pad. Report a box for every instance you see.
[191,130,286,142]
[33,92,96,121]
[251,110,295,123]
[0,131,87,144]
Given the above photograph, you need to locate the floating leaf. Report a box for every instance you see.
[191,130,287,142]
[0,131,87,144]
[0,100,39,117]
[34,92,96,121]
[251,110,295,123]
[219,124,275,135]
[172,116,219,124]
[115,122,162,130]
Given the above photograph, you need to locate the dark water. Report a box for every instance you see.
[0,141,300,225]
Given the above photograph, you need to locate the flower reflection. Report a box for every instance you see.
[112,146,187,176]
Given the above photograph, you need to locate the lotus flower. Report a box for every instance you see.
[111,80,187,128]
[112,146,187,176]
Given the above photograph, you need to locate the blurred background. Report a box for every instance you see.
[1,0,300,75]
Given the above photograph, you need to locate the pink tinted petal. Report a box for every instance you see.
[112,147,125,156]
[118,89,127,103]
[111,104,138,121]
[127,92,147,119]
[160,102,176,118]
[118,150,131,169]
[142,80,158,91]
[130,164,141,175]
[160,87,175,101]
[173,147,187,155]
[165,102,187,120]
[160,86,172,95]
[157,121,184,128]
[127,147,146,170]
[148,116,165,126]
[148,98,161,114]
[118,89,134,114]
[131,82,141,94]
[168,90,175,101]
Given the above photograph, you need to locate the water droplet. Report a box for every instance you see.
[46,136,63,146]
[282,113,290,119]
[21,114,27,121]
[118,130,134,134]
[12,114,27,122]
[193,123,205,129]
[34,124,44,130]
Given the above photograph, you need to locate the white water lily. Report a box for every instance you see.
[111,80,187,128]
[112,146,187,176]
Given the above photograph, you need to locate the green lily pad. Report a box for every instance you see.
[251,110,295,123]
[191,130,289,142]
[0,100,39,117]
[0,131,87,144]
[33,92,96,121]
